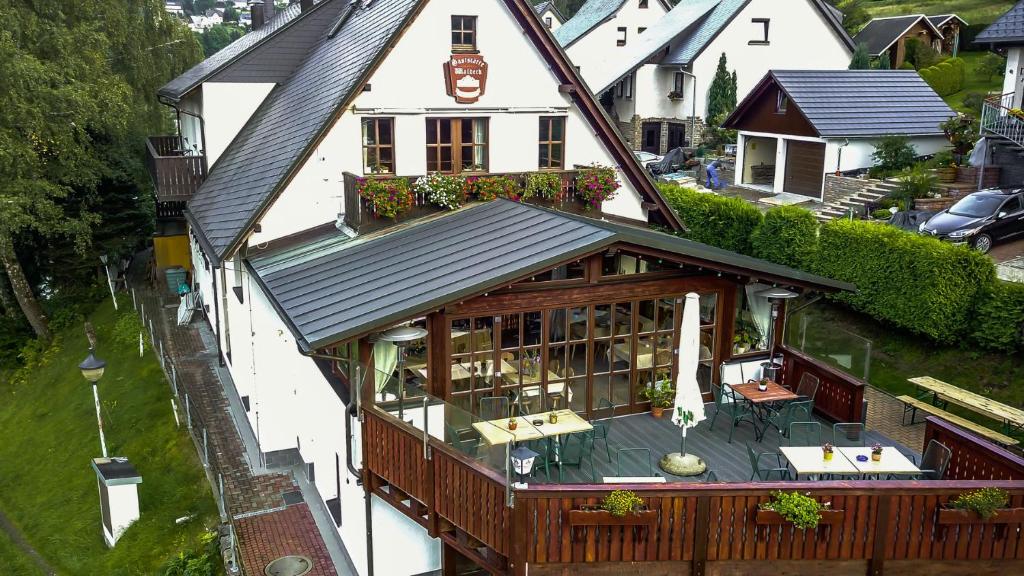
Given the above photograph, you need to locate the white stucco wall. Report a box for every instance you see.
[631,64,694,120]
[685,0,851,120]
[251,0,650,245]
[821,136,950,173]
[1005,47,1023,109]
[201,82,275,166]
[539,8,562,32]
[564,0,669,78]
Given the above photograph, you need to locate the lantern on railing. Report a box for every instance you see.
[510,444,539,484]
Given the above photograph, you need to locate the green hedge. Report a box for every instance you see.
[814,220,994,343]
[658,183,762,255]
[919,57,965,97]
[750,205,819,269]
[971,281,1024,352]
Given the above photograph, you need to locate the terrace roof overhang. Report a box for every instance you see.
[248,201,852,354]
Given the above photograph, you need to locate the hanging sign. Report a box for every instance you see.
[444,54,488,104]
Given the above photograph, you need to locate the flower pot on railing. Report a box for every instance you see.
[754,509,846,526]
[568,508,659,527]
[936,507,1024,525]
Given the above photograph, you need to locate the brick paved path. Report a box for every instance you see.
[135,271,336,576]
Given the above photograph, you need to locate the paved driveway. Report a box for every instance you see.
[991,238,1024,283]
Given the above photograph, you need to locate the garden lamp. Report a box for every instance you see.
[510,444,539,484]
[79,349,109,458]
[378,325,428,421]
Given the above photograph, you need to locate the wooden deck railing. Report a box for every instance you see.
[363,402,1024,575]
[925,416,1024,480]
[341,170,585,235]
[781,345,866,423]
[145,135,206,203]
[515,482,1024,573]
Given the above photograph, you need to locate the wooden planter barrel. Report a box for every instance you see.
[936,507,1024,525]
[568,509,659,527]
[755,509,846,526]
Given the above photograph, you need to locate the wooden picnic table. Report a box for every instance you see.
[908,376,1024,434]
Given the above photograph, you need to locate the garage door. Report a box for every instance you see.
[784,141,826,198]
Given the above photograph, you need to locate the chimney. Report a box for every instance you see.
[250,1,265,30]
[300,0,313,12]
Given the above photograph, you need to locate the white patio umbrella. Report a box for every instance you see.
[661,292,708,476]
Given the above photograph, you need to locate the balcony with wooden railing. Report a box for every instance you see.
[145,135,207,205]
[341,170,591,236]
[360,361,1024,575]
[981,92,1024,149]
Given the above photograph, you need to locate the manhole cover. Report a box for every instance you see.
[264,555,312,576]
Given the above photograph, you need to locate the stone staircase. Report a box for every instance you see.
[815,179,900,223]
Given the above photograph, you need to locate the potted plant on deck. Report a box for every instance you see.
[639,380,674,418]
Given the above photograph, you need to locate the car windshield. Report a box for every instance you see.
[948,195,1003,217]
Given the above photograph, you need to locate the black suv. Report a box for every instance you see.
[919,188,1024,253]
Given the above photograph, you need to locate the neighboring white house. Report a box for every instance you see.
[533,0,565,31]
[722,70,955,200]
[581,0,853,154]
[188,12,223,31]
[974,0,1024,187]
[554,0,672,79]
[164,0,184,15]
[157,1,681,574]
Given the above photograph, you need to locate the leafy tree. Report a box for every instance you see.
[829,0,870,36]
[903,38,938,70]
[875,51,892,70]
[198,24,243,57]
[978,52,1006,81]
[870,135,917,175]
[0,0,201,339]
[849,43,870,70]
[707,52,736,125]
[191,0,216,15]
[224,6,239,22]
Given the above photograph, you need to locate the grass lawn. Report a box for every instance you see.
[0,531,44,575]
[944,50,1005,114]
[0,298,220,575]
[789,301,1024,440]
[862,0,1014,27]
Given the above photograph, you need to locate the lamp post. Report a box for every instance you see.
[378,325,428,421]
[755,287,798,381]
[79,349,108,458]
[99,255,118,311]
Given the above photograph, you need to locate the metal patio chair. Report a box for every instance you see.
[709,382,753,443]
[747,444,791,481]
[767,399,813,441]
[916,440,952,480]
[787,421,823,446]
[479,396,510,421]
[833,422,866,447]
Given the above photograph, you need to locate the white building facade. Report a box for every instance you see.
[159,1,681,574]
[555,0,671,79]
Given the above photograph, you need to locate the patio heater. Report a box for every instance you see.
[378,325,428,421]
[755,287,798,382]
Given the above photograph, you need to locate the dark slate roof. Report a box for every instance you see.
[975,1,1024,45]
[158,2,313,100]
[186,0,419,261]
[736,70,955,137]
[927,14,967,29]
[853,15,940,56]
[249,200,851,351]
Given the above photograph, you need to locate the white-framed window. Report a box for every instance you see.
[776,90,788,114]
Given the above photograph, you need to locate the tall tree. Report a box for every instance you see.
[849,43,870,69]
[0,0,200,338]
[875,51,892,70]
[706,53,736,125]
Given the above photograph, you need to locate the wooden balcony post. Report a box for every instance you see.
[692,495,710,576]
[868,495,893,576]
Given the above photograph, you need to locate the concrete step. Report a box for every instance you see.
[858,190,887,199]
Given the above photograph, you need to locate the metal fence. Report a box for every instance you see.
[131,286,240,574]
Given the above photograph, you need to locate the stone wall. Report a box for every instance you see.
[823,174,879,205]
[626,115,707,154]
[957,165,1002,189]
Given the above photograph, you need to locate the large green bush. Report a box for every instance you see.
[658,183,762,255]
[750,205,819,270]
[814,220,994,343]
[971,281,1024,352]
[918,57,966,97]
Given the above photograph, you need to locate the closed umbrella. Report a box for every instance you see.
[661,293,708,477]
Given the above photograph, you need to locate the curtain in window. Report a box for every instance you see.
[744,284,772,350]
[373,341,399,396]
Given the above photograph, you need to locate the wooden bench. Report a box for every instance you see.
[897,395,1019,446]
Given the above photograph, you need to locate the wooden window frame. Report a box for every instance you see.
[750,18,770,45]
[617,27,627,46]
[451,15,477,53]
[538,116,566,171]
[426,117,489,175]
[361,117,395,175]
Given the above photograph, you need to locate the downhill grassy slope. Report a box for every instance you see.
[862,0,1014,26]
[0,298,219,575]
